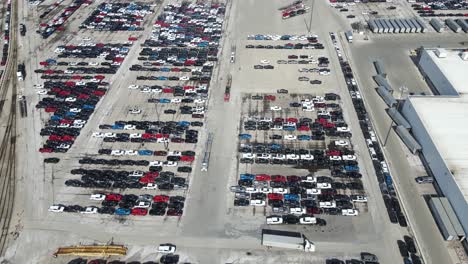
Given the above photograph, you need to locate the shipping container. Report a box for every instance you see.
[375,19,384,33]
[410,18,421,33]
[368,19,378,33]
[446,19,461,33]
[396,19,406,33]
[382,19,392,33]
[405,19,417,33]
[389,19,401,33]
[415,17,427,33]
[430,18,444,33]
[382,19,390,33]
[386,19,395,33]
[401,19,411,33]
[455,19,468,33]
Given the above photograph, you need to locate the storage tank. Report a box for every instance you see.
[430,18,444,32]
[446,19,461,33]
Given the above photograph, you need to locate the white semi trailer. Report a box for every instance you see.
[261,229,315,252]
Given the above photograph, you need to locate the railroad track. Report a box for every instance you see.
[0,0,18,257]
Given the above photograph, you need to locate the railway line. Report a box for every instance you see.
[0,0,18,257]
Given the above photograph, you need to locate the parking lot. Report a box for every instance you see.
[2,0,444,262]
[35,2,226,223]
[232,91,371,218]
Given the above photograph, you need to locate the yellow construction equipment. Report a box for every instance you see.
[53,245,127,258]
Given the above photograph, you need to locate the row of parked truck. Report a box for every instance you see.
[368,18,427,34]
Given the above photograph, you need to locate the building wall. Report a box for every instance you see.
[401,100,468,238]
[418,50,458,96]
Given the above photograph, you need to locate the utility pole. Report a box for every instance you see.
[383,86,408,147]
[307,0,315,33]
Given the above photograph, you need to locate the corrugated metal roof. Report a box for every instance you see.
[395,125,421,154]
[377,86,397,106]
[388,108,411,129]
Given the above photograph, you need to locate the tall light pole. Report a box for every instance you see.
[383,86,408,147]
[308,0,315,33]
[306,0,315,33]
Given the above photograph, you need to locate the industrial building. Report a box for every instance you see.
[400,48,468,248]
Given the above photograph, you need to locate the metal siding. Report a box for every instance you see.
[376,86,397,106]
[395,125,421,153]
[401,100,468,237]
[388,108,411,129]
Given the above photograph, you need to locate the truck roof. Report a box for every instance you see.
[262,229,302,238]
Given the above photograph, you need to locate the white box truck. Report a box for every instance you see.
[261,229,315,252]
